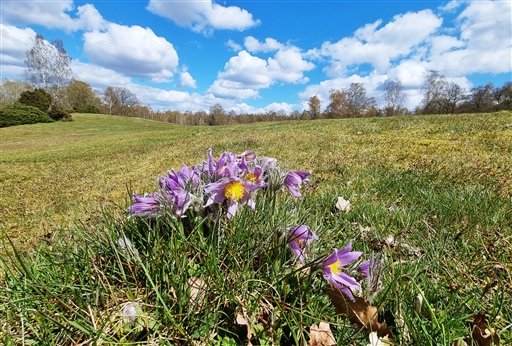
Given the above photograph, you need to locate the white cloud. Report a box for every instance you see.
[71,60,133,89]
[83,23,179,82]
[426,1,511,76]
[208,43,314,99]
[1,2,106,32]
[146,0,260,34]
[308,10,443,76]
[227,39,243,52]
[176,67,197,88]
[0,25,36,73]
[244,36,285,53]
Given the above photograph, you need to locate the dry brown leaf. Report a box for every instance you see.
[188,277,207,313]
[469,313,500,346]
[236,305,253,345]
[308,322,337,346]
[326,286,392,338]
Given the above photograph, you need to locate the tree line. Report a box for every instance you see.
[1,34,511,126]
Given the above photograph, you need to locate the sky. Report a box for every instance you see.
[1,0,511,114]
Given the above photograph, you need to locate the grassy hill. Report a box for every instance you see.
[1,112,510,244]
[1,111,511,344]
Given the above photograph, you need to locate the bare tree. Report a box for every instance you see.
[102,86,139,116]
[420,70,448,114]
[444,82,466,114]
[24,35,74,104]
[493,82,512,111]
[383,79,407,116]
[468,83,494,113]
[208,103,226,125]
[326,88,349,118]
[0,78,33,105]
[308,95,322,119]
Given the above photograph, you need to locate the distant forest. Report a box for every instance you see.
[2,34,511,126]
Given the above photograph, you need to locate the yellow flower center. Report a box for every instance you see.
[245,173,258,183]
[328,260,341,275]
[224,181,245,201]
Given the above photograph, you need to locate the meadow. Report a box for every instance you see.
[1,112,511,344]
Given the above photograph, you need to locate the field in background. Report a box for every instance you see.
[1,112,511,245]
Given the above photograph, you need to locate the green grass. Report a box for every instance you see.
[1,111,511,344]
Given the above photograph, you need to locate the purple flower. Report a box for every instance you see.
[359,257,384,296]
[204,176,267,219]
[284,170,311,198]
[287,225,318,264]
[128,192,161,217]
[323,241,362,301]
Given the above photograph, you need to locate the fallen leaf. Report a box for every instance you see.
[336,197,351,212]
[188,277,207,313]
[308,322,336,346]
[326,286,392,338]
[469,313,500,346]
[236,304,253,345]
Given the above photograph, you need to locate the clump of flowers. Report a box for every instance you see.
[125,149,380,343]
[128,149,311,220]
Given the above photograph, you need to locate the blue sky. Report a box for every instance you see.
[1,0,511,114]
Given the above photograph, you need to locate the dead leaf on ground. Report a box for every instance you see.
[467,312,500,346]
[236,304,253,345]
[188,277,207,313]
[308,322,337,346]
[326,286,392,338]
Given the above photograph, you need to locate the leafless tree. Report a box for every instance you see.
[102,86,139,116]
[420,70,448,114]
[383,79,407,116]
[0,78,33,105]
[24,35,74,104]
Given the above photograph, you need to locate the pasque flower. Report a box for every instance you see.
[284,170,311,198]
[288,225,318,264]
[127,192,161,217]
[323,241,362,301]
[204,176,267,219]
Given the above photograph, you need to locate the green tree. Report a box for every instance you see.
[65,80,100,111]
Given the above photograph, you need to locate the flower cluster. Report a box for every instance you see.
[128,149,311,220]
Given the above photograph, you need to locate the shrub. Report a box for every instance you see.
[17,88,52,113]
[48,105,73,121]
[0,103,54,127]
[74,104,101,114]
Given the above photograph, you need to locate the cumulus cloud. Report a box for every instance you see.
[227,39,243,52]
[244,36,285,53]
[0,25,36,69]
[71,60,133,89]
[208,41,315,99]
[425,1,511,76]
[83,23,179,82]
[146,0,260,34]
[176,67,197,88]
[307,10,443,76]
[1,2,106,32]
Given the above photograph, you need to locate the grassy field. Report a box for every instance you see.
[1,112,510,244]
[1,112,511,344]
